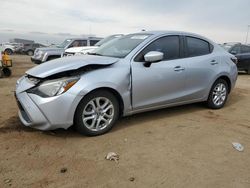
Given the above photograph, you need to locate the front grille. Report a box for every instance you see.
[14,93,31,123]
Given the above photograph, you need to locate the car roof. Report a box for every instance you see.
[67,37,103,40]
[133,30,214,43]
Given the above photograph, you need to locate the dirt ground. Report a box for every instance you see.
[0,55,250,188]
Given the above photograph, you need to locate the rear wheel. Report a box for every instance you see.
[207,79,228,109]
[74,90,119,136]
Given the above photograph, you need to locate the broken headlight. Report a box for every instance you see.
[28,76,79,97]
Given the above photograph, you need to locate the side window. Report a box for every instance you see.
[90,40,100,46]
[70,40,87,47]
[186,37,210,57]
[135,36,180,62]
[78,40,87,47]
[241,45,250,54]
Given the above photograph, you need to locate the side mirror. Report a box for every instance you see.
[144,51,164,63]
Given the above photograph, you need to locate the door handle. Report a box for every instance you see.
[174,66,185,71]
[210,60,218,65]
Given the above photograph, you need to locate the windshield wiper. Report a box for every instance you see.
[87,52,103,56]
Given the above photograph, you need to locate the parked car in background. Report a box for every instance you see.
[222,43,250,74]
[62,34,123,57]
[5,42,24,53]
[16,31,237,136]
[0,43,16,55]
[220,42,240,51]
[22,43,46,56]
[31,37,102,64]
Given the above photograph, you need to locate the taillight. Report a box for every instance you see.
[231,57,238,64]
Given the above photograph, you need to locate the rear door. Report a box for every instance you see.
[183,36,218,100]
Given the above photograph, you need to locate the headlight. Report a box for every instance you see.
[28,76,79,97]
[16,76,25,87]
[36,50,44,57]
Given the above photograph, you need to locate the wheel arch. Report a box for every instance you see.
[216,75,232,94]
[4,48,13,54]
[75,87,125,118]
[206,74,232,101]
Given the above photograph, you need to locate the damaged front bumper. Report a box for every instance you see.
[15,76,83,131]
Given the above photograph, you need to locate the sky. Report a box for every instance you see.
[0,0,250,44]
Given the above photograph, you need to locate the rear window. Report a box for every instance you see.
[186,37,211,57]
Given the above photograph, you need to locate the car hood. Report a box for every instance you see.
[26,55,119,78]
[65,46,98,53]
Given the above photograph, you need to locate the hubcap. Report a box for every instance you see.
[212,83,227,106]
[82,97,114,131]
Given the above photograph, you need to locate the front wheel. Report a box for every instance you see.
[27,50,34,56]
[207,79,229,109]
[74,90,119,136]
[2,68,12,77]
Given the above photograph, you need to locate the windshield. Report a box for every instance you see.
[57,39,72,48]
[92,34,151,58]
[94,35,123,47]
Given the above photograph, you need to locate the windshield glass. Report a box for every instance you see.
[95,35,123,47]
[57,39,72,48]
[92,34,151,58]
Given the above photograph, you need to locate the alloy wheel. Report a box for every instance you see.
[212,83,227,106]
[82,97,114,131]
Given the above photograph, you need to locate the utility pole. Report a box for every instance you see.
[245,25,250,44]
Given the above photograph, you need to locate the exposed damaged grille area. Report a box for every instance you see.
[15,94,31,123]
[26,75,41,85]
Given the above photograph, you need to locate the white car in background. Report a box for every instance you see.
[63,46,99,56]
[62,34,123,57]
[0,43,16,55]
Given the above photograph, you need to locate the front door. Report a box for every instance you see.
[131,35,187,110]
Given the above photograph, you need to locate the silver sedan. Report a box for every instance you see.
[15,31,238,136]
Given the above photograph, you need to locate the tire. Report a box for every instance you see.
[207,79,228,109]
[27,50,34,56]
[247,68,250,75]
[0,69,3,78]
[74,90,119,136]
[4,49,13,55]
[2,68,12,77]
